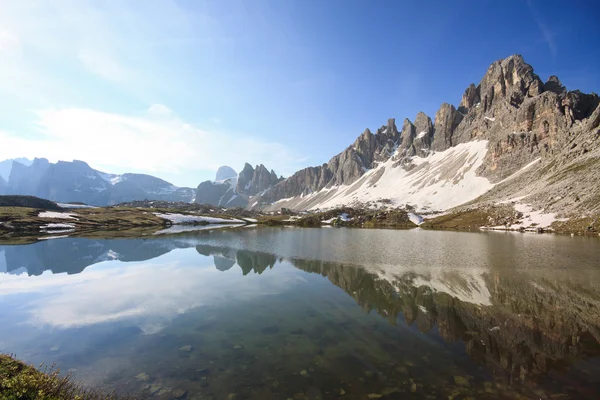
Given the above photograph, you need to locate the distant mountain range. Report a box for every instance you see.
[0,157,285,208]
[0,158,195,206]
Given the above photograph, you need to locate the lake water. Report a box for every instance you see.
[1,227,599,399]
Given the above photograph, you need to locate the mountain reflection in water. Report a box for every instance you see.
[0,228,599,399]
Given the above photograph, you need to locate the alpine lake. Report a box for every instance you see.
[1,226,599,399]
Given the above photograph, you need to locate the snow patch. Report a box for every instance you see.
[154,213,243,224]
[57,203,97,209]
[416,131,427,139]
[321,213,353,224]
[38,211,78,219]
[154,223,243,235]
[40,223,75,229]
[38,235,70,240]
[484,116,495,122]
[408,213,424,225]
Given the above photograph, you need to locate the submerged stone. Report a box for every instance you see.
[171,389,188,400]
[179,345,193,352]
[453,376,470,387]
[148,384,163,395]
[135,372,150,382]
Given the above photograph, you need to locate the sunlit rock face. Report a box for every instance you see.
[252,55,600,215]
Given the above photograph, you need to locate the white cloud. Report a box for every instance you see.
[0,29,20,51]
[0,105,303,182]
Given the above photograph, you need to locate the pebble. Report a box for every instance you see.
[148,384,163,395]
[171,389,188,400]
[179,345,193,352]
[233,344,244,350]
[453,376,470,387]
[135,372,150,382]
[300,369,309,377]
[367,394,382,399]
[50,345,60,352]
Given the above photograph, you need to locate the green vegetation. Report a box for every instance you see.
[0,354,132,400]
[0,195,62,210]
[420,206,522,231]
[257,207,416,229]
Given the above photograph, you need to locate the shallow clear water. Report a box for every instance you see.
[1,227,599,399]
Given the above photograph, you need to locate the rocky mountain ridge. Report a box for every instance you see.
[250,55,599,218]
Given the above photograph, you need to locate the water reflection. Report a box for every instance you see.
[0,228,599,399]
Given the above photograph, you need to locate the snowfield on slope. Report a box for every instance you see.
[269,141,494,212]
[38,211,79,219]
[154,213,244,224]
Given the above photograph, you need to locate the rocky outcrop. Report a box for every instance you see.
[431,103,462,151]
[195,163,282,207]
[236,163,282,196]
[252,54,600,212]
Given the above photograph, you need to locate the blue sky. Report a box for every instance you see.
[0,0,598,187]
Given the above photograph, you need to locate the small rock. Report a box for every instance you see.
[135,372,150,382]
[381,387,400,395]
[227,394,236,400]
[453,376,470,387]
[339,388,346,395]
[148,384,163,395]
[395,366,408,374]
[300,369,309,377]
[233,345,244,350]
[171,389,188,400]
[50,345,60,352]
[179,345,193,352]
[367,394,382,399]
[410,383,417,393]
[306,386,323,400]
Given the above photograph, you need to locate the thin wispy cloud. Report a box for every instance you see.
[526,0,557,57]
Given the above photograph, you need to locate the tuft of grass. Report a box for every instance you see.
[0,354,135,400]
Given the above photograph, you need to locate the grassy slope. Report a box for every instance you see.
[0,354,131,400]
[258,208,416,229]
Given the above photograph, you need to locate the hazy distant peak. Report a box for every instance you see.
[215,166,237,181]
